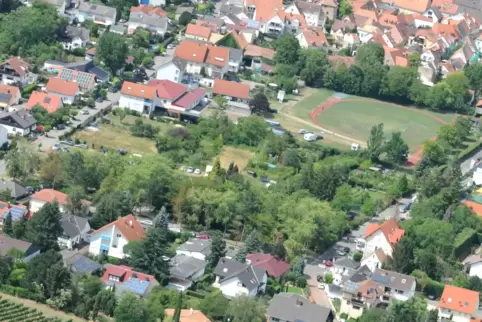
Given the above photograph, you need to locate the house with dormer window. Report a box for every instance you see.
[101,264,159,298]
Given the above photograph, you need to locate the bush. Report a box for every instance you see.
[458,141,482,161]
[324,273,333,284]
[353,252,363,262]
[186,290,206,299]
[296,276,307,288]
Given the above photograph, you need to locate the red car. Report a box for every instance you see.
[323,260,333,267]
[197,234,210,240]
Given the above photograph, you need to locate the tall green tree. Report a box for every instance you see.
[465,63,482,95]
[5,145,40,181]
[385,131,409,164]
[226,295,266,322]
[12,215,27,239]
[338,0,353,17]
[454,116,472,141]
[96,32,128,74]
[273,35,300,66]
[172,292,182,322]
[356,42,385,66]
[207,233,226,268]
[367,123,384,161]
[91,190,134,228]
[25,202,62,251]
[249,93,270,115]
[422,140,446,165]
[114,293,149,322]
[437,124,460,147]
[3,213,13,236]
[152,205,169,233]
[235,229,261,262]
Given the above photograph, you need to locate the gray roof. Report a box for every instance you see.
[64,26,90,42]
[219,4,243,15]
[0,108,36,129]
[267,293,332,322]
[464,254,482,266]
[0,93,11,104]
[334,257,360,270]
[214,257,266,291]
[228,47,243,62]
[129,12,168,29]
[78,2,116,18]
[110,24,127,34]
[371,268,415,292]
[60,214,90,239]
[0,234,40,257]
[0,180,28,199]
[60,249,102,274]
[46,59,109,81]
[202,15,225,27]
[177,238,212,256]
[225,13,241,25]
[176,6,194,14]
[170,254,207,279]
[347,264,372,283]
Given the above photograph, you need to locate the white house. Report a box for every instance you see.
[46,78,79,105]
[438,285,479,322]
[127,12,168,35]
[30,189,68,213]
[331,258,359,285]
[213,258,267,298]
[119,81,157,115]
[0,125,9,147]
[155,58,186,83]
[464,255,482,279]
[0,57,38,87]
[176,238,212,261]
[285,1,322,27]
[361,248,388,272]
[168,254,207,291]
[89,214,145,259]
[58,214,91,250]
[371,269,416,302]
[363,218,404,259]
[61,26,90,51]
[76,2,117,26]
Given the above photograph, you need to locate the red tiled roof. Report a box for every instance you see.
[121,81,156,100]
[440,285,479,314]
[164,309,211,322]
[251,0,284,21]
[27,91,63,113]
[101,264,155,283]
[46,78,79,96]
[86,48,96,56]
[173,88,206,108]
[301,28,329,47]
[204,45,229,67]
[95,214,145,242]
[130,5,166,16]
[365,218,404,246]
[246,253,291,277]
[218,30,249,49]
[31,189,68,205]
[147,79,187,100]
[0,84,19,105]
[244,44,276,60]
[175,41,208,63]
[213,79,250,99]
[0,57,30,77]
[464,200,482,217]
[186,24,212,39]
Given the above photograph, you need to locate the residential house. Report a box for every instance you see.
[168,254,207,291]
[331,16,357,45]
[340,279,382,318]
[361,248,388,272]
[58,214,91,250]
[127,11,168,35]
[331,257,360,285]
[76,2,117,26]
[464,255,482,279]
[27,91,63,114]
[227,48,243,74]
[89,214,145,259]
[212,79,250,103]
[384,47,409,67]
[175,7,194,20]
[30,189,68,213]
[60,249,102,274]
[438,285,479,322]
[321,0,338,22]
[155,57,187,83]
[371,269,416,302]
[46,78,79,105]
[267,293,334,322]
[147,79,206,118]
[130,5,167,17]
[44,59,109,83]
[293,1,323,27]
[176,238,212,260]
[243,44,276,72]
[0,109,36,137]
[0,84,20,111]
[61,26,90,51]
[213,257,267,298]
[0,180,29,200]
[0,57,38,87]
[363,218,405,259]
[174,40,231,78]
[0,234,40,262]
[58,68,96,92]
[0,203,28,231]
[101,264,159,298]
[164,309,210,322]
[119,81,157,115]
[246,253,291,279]
[186,24,213,42]
[0,125,8,147]
[380,0,431,13]
[296,28,329,49]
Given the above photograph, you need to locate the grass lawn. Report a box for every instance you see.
[74,123,157,155]
[316,99,447,150]
[290,88,334,120]
[217,146,255,171]
[286,286,304,295]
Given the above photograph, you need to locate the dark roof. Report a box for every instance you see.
[371,268,416,292]
[177,238,212,256]
[0,234,40,257]
[46,60,109,81]
[78,2,117,18]
[334,257,360,270]
[228,47,243,62]
[170,254,207,279]
[60,250,102,274]
[201,15,225,27]
[347,264,372,283]
[60,214,90,239]
[219,4,243,15]
[267,293,332,322]
[0,180,28,199]
[214,257,266,291]
[129,12,168,29]
[0,93,11,104]
[0,109,36,129]
[64,26,90,42]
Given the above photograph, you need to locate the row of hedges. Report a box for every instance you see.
[453,228,477,259]
[458,141,482,162]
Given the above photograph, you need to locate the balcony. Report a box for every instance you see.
[101,235,111,241]
[100,244,110,251]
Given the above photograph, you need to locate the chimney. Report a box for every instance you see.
[296,299,303,307]
[190,308,193,315]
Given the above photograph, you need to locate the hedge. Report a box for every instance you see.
[186,290,206,299]
[458,141,482,162]
[453,227,477,259]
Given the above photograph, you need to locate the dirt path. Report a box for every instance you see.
[0,293,87,322]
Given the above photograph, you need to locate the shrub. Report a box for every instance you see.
[296,276,307,288]
[324,273,333,284]
[353,252,363,262]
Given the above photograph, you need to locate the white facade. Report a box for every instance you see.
[438,308,473,322]
[468,261,482,279]
[127,22,167,35]
[58,224,91,250]
[0,126,9,146]
[1,72,37,87]
[260,15,285,35]
[340,299,365,319]
[47,92,76,105]
[119,94,155,114]
[156,62,183,83]
[89,224,130,259]
[213,274,267,298]
[361,252,383,272]
[30,199,66,213]
[62,37,86,51]
[185,62,203,75]
[331,264,357,285]
[77,11,116,26]
[364,231,393,258]
[148,0,166,5]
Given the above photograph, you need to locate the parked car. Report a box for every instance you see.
[81,110,90,115]
[55,124,66,130]
[337,249,347,256]
[116,148,128,156]
[247,170,257,178]
[52,143,60,151]
[194,169,201,175]
[186,167,194,173]
[324,260,333,267]
[399,202,412,213]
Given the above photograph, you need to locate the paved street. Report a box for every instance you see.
[304,197,412,308]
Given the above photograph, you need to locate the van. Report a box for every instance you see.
[304,133,317,142]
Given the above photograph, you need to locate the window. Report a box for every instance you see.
[108,275,120,282]
[271,318,280,322]
[116,233,121,238]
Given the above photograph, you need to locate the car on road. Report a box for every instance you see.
[399,202,412,213]
[337,249,347,256]
[186,167,194,173]
[167,44,173,49]
[322,260,333,267]
[81,110,90,115]
[194,169,201,175]
[60,140,75,146]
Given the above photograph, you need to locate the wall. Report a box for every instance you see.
[185,62,203,75]
[469,262,482,279]
[119,94,149,114]
[89,224,129,259]
[439,308,473,322]
[364,231,392,258]
[361,253,381,272]
[185,34,210,42]
[30,199,66,213]
[340,296,365,319]
[156,62,182,83]
[48,92,75,105]
[217,277,250,298]
[58,236,75,250]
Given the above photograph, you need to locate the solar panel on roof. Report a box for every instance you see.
[371,273,390,284]
[8,207,25,221]
[123,278,149,295]
[73,256,101,273]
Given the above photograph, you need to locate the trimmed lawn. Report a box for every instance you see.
[316,100,446,151]
[217,146,255,171]
[291,88,334,120]
[287,286,304,295]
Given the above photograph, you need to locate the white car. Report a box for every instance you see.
[186,167,194,173]
[194,169,201,175]
[52,143,60,151]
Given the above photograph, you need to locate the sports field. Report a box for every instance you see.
[315,98,446,149]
